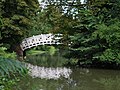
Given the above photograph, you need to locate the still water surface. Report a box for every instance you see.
[14,53,120,90]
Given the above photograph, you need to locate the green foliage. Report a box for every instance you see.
[0,0,39,45]
[0,46,27,90]
[99,49,120,63]
[29,4,67,36]
[66,9,99,65]
[27,46,56,56]
[51,0,120,67]
[93,19,120,48]
[0,56,28,90]
[47,46,56,55]
[0,47,16,59]
[0,76,20,90]
[29,11,53,36]
[0,56,27,77]
[92,19,120,64]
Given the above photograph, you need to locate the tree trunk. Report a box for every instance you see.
[12,44,24,61]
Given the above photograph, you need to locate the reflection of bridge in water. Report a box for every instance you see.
[20,33,62,51]
[25,63,72,80]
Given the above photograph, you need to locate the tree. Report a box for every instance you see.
[0,0,39,47]
[39,0,82,45]
[28,7,56,36]
[0,0,39,59]
[67,0,120,67]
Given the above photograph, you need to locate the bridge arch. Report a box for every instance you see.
[20,33,62,51]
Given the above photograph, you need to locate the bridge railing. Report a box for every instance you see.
[20,33,62,51]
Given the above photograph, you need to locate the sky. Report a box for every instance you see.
[38,0,86,9]
[38,0,85,4]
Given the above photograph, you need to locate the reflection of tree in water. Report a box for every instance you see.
[70,68,120,90]
[26,52,69,67]
[13,67,120,90]
[93,77,120,90]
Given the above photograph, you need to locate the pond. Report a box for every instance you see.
[13,52,120,90]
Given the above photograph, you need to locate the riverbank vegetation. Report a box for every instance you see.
[0,0,120,89]
[0,47,27,90]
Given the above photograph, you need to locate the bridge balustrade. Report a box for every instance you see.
[20,33,62,51]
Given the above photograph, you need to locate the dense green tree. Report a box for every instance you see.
[42,0,120,67]
[67,0,120,67]
[0,0,40,60]
[0,0,39,47]
[28,6,59,36]
[66,9,100,65]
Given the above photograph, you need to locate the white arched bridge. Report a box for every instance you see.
[20,33,62,51]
